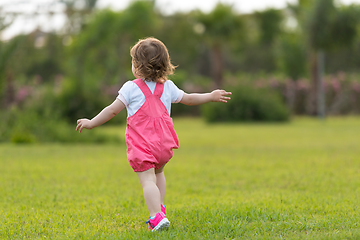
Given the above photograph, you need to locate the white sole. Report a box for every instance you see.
[152,218,170,232]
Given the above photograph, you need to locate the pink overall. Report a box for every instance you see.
[125,79,179,172]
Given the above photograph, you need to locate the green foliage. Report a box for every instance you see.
[57,77,126,125]
[169,69,188,89]
[119,0,160,40]
[277,33,307,80]
[237,43,278,73]
[67,1,161,84]
[0,36,24,73]
[255,8,284,45]
[308,0,336,50]
[158,13,201,74]
[2,0,360,124]
[57,77,106,123]
[3,34,65,83]
[330,5,359,49]
[67,9,128,83]
[308,0,359,51]
[26,34,65,81]
[0,36,25,103]
[195,3,244,87]
[0,106,121,144]
[202,84,290,122]
[252,9,286,75]
[196,3,244,43]
[0,82,121,143]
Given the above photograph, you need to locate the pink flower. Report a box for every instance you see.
[285,79,294,89]
[351,82,360,93]
[331,78,340,92]
[255,80,265,88]
[269,78,279,88]
[296,78,310,90]
[337,71,346,82]
[15,87,32,102]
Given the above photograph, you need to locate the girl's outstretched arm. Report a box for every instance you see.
[180,89,232,106]
[76,98,125,133]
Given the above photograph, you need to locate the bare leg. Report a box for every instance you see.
[137,168,161,217]
[155,166,166,205]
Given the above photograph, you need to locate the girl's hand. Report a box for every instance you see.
[76,118,93,133]
[211,90,232,103]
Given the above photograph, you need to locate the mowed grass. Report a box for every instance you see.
[1,117,360,239]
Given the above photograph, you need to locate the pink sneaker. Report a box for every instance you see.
[161,204,166,216]
[146,212,170,232]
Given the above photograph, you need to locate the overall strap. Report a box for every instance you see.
[154,81,164,98]
[133,79,152,98]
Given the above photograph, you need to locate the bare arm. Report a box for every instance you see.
[180,89,232,106]
[76,98,125,133]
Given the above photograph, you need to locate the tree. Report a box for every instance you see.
[0,36,26,107]
[60,0,99,34]
[0,5,17,108]
[158,12,201,77]
[255,8,284,45]
[60,1,161,122]
[251,8,285,74]
[290,0,359,117]
[308,0,359,118]
[196,4,243,88]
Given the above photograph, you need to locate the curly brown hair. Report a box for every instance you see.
[130,37,176,83]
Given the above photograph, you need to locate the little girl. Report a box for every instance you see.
[76,37,231,231]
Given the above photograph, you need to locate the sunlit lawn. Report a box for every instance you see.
[1,117,360,239]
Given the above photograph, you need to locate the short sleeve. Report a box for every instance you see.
[166,80,184,103]
[117,81,134,106]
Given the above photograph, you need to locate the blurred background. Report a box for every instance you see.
[1,0,360,143]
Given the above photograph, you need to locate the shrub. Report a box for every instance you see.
[202,84,290,122]
[11,80,122,143]
[170,71,213,116]
[0,105,121,144]
[56,77,114,124]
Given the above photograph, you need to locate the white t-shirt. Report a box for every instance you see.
[117,79,184,117]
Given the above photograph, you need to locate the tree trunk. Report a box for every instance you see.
[4,71,15,107]
[211,44,223,89]
[308,50,318,116]
[317,50,325,119]
[308,50,326,118]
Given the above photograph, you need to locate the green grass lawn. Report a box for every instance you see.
[1,117,360,239]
